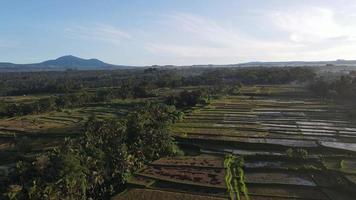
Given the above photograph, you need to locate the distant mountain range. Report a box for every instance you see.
[237,59,356,67]
[1,56,356,72]
[0,55,132,71]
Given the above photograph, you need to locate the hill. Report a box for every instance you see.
[0,55,131,71]
[2,57,356,72]
[238,59,356,67]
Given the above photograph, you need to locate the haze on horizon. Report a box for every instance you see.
[1,0,356,66]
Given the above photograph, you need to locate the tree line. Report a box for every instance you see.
[308,74,356,119]
[0,67,315,97]
[0,82,155,118]
[309,75,356,99]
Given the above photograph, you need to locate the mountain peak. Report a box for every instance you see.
[40,55,111,68]
[56,55,80,60]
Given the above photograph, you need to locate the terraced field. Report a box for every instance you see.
[117,85,356,200]
[0,98,146,171]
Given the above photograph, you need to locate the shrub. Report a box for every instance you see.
[286,148,308,160]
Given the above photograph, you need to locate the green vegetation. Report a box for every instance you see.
[166,90,211,108]
[3,103,182,199]
[166,83,356,199]
[2,66,356,200]
[286,148,309,160]
[339,159,346,169]
[309,75,356,119]
[224,154,248,200]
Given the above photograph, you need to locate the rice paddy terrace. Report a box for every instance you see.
[115,85,356,200]
[0,98,146,170]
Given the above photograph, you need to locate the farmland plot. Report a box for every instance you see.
[149,86,356,199]
[0,99,142,168]
[121,85,356,200]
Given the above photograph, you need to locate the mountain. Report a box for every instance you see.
[2,56,356,72]
[238,59,356,67]
[38,55,112,68]
[155,60,356,69]
[0,55,131,71]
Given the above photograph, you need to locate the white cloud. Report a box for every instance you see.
[270,7,356,44]
[65,24,132,45]
[264,6,356,61]
[165,13,243,47]
[146,12,300,63]
[146,8,356,64]
[62,6,356,65]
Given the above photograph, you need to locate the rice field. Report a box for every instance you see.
[0,98,143,169]
[122,85,356,200]
[113,188,227,200]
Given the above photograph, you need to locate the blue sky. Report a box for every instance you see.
[1,0,356,65]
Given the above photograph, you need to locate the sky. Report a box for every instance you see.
[1,0,356,66]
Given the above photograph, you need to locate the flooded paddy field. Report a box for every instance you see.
[118,85,356,199]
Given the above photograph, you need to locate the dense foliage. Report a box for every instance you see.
[0,67,315,97]
[309,75,356,99]
[165,90,211,108]
[308,75,356,119]
[0,86,153,118]
[165,84,241,108]
[181,67,315,86]
[3,103,182,200]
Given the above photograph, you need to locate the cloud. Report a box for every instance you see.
[62,6,356,65]
[146,7,356,64]
[270,7,356,44]
[146,12,299,63]
[165,13,244,47]
[65,24,132,45]
[264,6,356,61]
